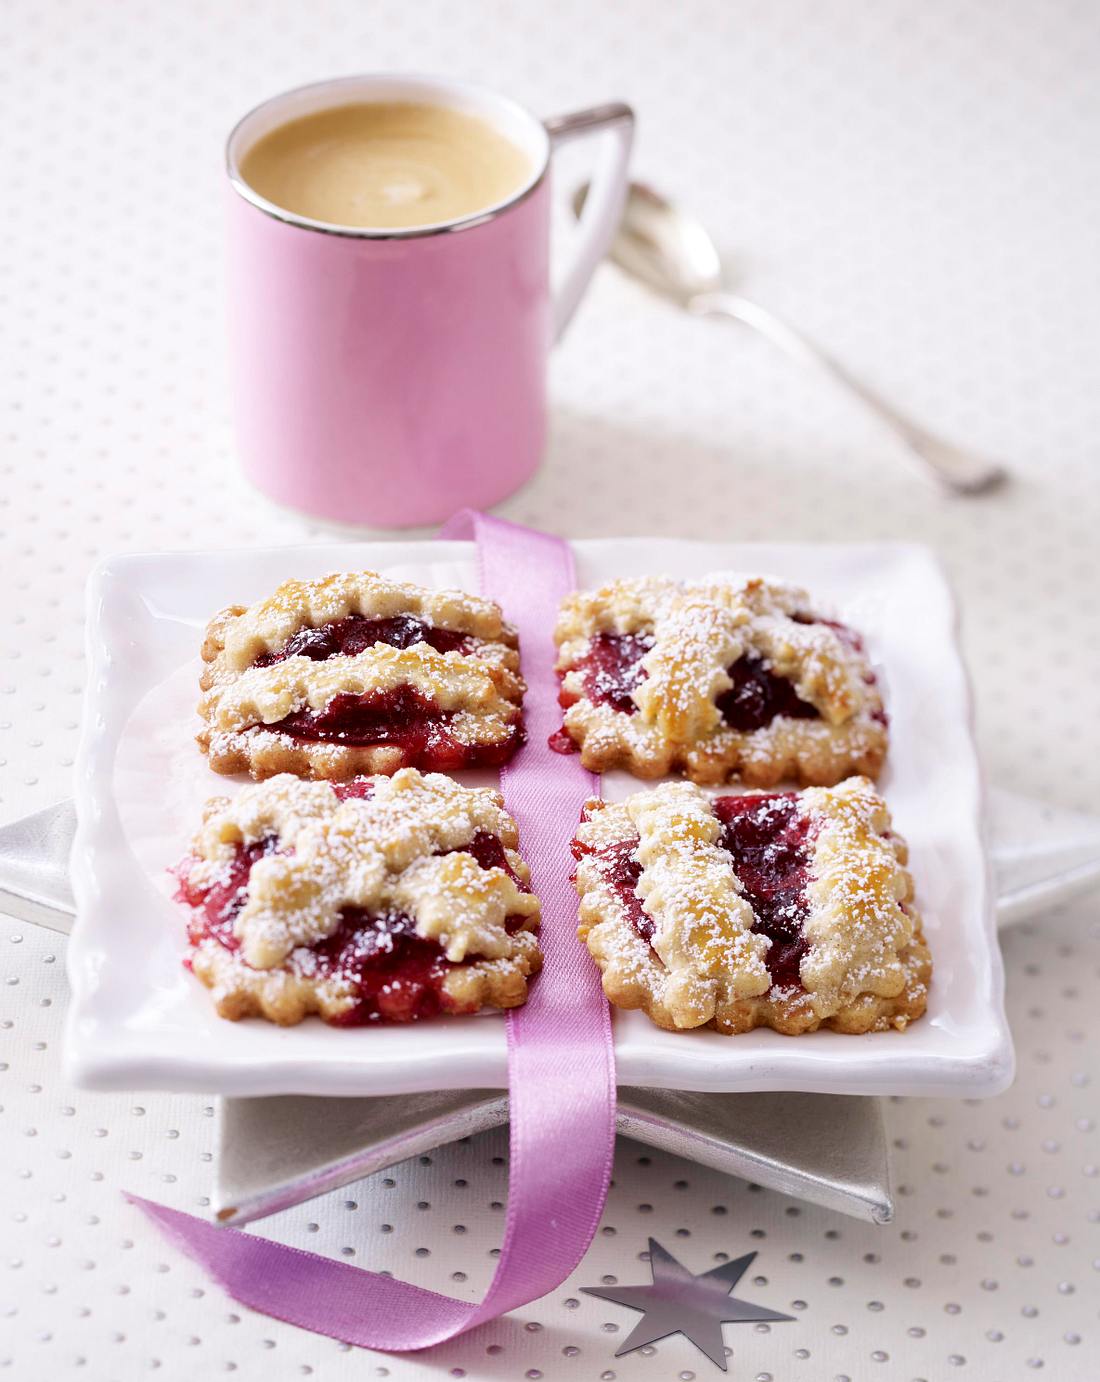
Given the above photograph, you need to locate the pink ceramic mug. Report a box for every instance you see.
[226,74,633,527]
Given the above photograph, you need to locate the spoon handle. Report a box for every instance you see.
[690,290,1006,495]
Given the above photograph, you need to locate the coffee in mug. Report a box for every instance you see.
[238,101,534,231]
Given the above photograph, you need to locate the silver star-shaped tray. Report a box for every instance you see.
[2,794,1097,1227]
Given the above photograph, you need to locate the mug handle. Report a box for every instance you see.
[543,102,635,343]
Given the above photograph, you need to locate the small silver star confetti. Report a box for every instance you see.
[582,1237,793,1371]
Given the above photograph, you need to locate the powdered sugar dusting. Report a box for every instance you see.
[197,569,524,779]
[214,643,515,734]
[219,570,511,672]
[628,784,771,1023]
[553,573,887,785]
[190,770,538,970]
[800,777,916,1012]
[572,777,928,1036]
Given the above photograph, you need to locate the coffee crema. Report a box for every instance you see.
[238,101,534,230]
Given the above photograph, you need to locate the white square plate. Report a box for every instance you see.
[67,539,1013,1099]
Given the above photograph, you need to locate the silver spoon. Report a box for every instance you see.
[576,181,1006,495]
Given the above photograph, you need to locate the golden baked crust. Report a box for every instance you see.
[189,936,541,1026]
[572,777,929,1035]
[553,575,887,786]
[178,770,541,1026]
[197,571,524,781]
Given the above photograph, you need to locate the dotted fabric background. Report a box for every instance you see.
[2,1,1098,1378]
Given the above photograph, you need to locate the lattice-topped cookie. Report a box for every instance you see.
[550,575,887,786]
[175,770,541,1026]
[198,572,525,781]
[571,776,929,1035]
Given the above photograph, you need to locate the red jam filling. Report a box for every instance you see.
[566,632,655,714]
[576,790,816,991]
[252,614,471,668]
[579,838,654,942]
[304,908,457,1024]
[712,792,814,988]
[176,835,277,953]
[178,820,528,1025]
[548,631,654,754]
[715,655,820,733]
[548,728,579,755]
[331,777,376,802]
[270,686,524,769]
[254,615,523,770]
[552,620,873,748]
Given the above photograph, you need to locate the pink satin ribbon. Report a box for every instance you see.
[128,511,616,1350]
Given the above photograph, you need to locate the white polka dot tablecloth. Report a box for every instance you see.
[2,1,1099,1379]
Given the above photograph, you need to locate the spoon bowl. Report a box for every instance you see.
[573,181,722,303]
